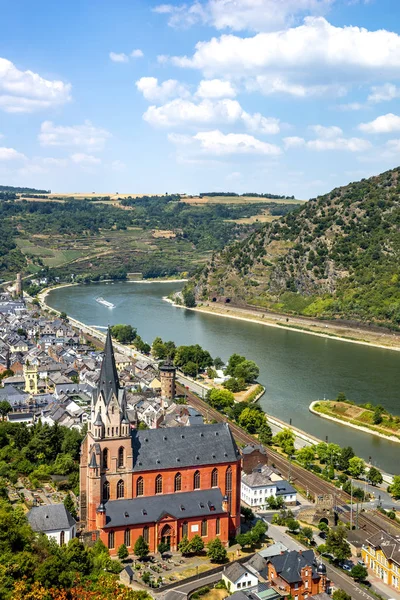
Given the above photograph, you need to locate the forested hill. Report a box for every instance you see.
[194,167,400,328]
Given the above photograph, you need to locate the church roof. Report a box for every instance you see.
[103,488,226,528]
[97,328,119,403]
[131,422,240,472]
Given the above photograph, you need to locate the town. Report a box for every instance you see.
[0,275,399,600]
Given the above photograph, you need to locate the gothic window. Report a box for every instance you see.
[211,468,218,488]
[103,480,110,502]
[118,446,124,468]
[124,529,131,547]
[216,518,220,535]
[117,479,125,499]
[201,519,207,537]
[155,474,163,494]
[143,526,149,544]
[60,530,65,546]
[194,470,200,490]
[108,531,115,549]
[175,472,182,492]
[225,466,232,512]
[182,521,188,538]
[111,427,114,437]
[136,477,144,497]
[102,448,109,469]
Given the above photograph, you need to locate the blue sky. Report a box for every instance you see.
[1,0,400,198]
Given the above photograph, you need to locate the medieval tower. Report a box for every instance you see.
[159,359,176,406]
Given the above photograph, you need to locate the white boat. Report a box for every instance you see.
[96,297,115,309]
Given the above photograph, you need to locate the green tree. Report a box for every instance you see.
[110,324,137,344]
[348,456,366,478]
[389,475,400,499]
[63,492,77,520]
[178,536,191,555]
[368,466,383,486]
[236,532,252,549]
[134,535,149,559]
[207,388,234,411]
[258,422,273,445]
[350,564,368,582]
[373,406,383,425]
[213,357,224,369]
[225,354,246,376]
[183,288,196,308]
[206,538,227,563]
[241,507,254,522]
[325,525,351,562]
[182,361,198,377]
[296,446,315,467]
[117,543,129,560]
[238,407,266,433]
[301,527,314,542]
[158,542,170,555]
[273,428,295,455]
[233,360,260,383]
[0,401,11,421]
[286,518,300,533]
[338,446,355,471]
[336,392,347,402]
[332,590,351,600]
[189,534,205,554]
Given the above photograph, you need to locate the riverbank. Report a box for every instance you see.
[167,300,400,352]
[309,401,400,444]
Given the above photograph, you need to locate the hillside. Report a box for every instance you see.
[194,168,400,328]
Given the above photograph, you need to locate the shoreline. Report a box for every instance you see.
[309,401,400,444]
[165,299,400,353]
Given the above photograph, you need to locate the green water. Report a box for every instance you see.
[47,281,400,474]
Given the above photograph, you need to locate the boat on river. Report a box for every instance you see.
[96,297,115,309]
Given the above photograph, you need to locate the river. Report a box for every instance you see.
[47,281,400,474]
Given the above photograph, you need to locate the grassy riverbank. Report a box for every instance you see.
[311,400,400,443]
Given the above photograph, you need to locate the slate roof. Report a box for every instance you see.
[97,328,119,403]
[28,504,76,532]
[366,531,400,565]
[103,488,226,528]
[223,562,251,582]
[131,422,240,472]
[268,550,319,584]
[242,444,267,456]
[275,481,296,496]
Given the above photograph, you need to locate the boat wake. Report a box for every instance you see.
[96,297,115,309]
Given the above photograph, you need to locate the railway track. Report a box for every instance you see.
[178,384,399,538]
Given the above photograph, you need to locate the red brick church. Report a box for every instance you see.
[80,330,241,555]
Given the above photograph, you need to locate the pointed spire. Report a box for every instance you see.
[97,328,119,402]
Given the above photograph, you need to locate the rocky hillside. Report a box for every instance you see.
[194,167,400,327]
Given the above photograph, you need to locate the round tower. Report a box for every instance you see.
[159,360,176,406]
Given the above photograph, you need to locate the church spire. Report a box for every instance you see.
[97,328,119,403]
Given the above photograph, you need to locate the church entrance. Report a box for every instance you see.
[160,524,172,550]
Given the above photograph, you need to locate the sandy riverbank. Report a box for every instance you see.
[165,299,400,352]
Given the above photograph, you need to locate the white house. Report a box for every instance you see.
[27,504,76,545]
[222,563,259,593]
[241,465,297,508]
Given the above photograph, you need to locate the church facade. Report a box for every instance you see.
[80,330,241,555]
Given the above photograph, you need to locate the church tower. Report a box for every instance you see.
[80,329,133,531]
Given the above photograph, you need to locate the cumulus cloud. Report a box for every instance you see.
[143,98,280,133]
[170,18,400,97]
[359,113,400,133]
[109,52,129,63]
[70,153,101,165]
[196,79,236,98]
[169,129,281,155]
[0,147,26,161]
[111,159,126,171]
[136,77,190,103]
[131,49,144,58]
[0,57,71,113]
[283,136,306,149]
[367,83,400,103]
[309,125,343,138]
[307,137,371,151]
[39,120,111,151]
[153,0,333,33]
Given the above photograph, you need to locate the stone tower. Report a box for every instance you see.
[159,359,176,407]
[24,363,38,394]
[15,273,22,297]
[80,328,132,531]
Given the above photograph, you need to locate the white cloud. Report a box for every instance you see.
[143,97,280,133]
[109,52,129,63]
[336,102,364,111]
[0,147,26,161]
[0,57,71,113]
[196,79,236,98]
[70,153,101,165]
[283,136,306,149]
[309,125,343,138]
[170,18,400,97]
[359,113,400,134]
[131,49,144,58]
[154,0,333,33]
[41,157,68,167]
[39,120,111,151]
[111,159,126,171]
[136,77,190,103]
[386,139,400,152]
[307,137,371,151]
[169,129,281,155]
[368,83,400,103]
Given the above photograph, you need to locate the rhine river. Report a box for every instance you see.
[47,281,400,474]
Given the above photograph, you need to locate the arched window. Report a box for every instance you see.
[155,474,163,494]
[60,530,65,546]
[182,521,188,538]
[216,518,220,535]
[201,519,207,537]
[211,468,218,488]
[103,480,110,502]
[108,531,115,549]
[175,472,182,492]
[118,446,124,468]
[143,526,149,544]
[124,529,131,547]
[193,470,200,490]
[225,466,232,512]
[111,427,114,437]
[102,448,109,469]
[117,479,125,499]
[136,477,144,497]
